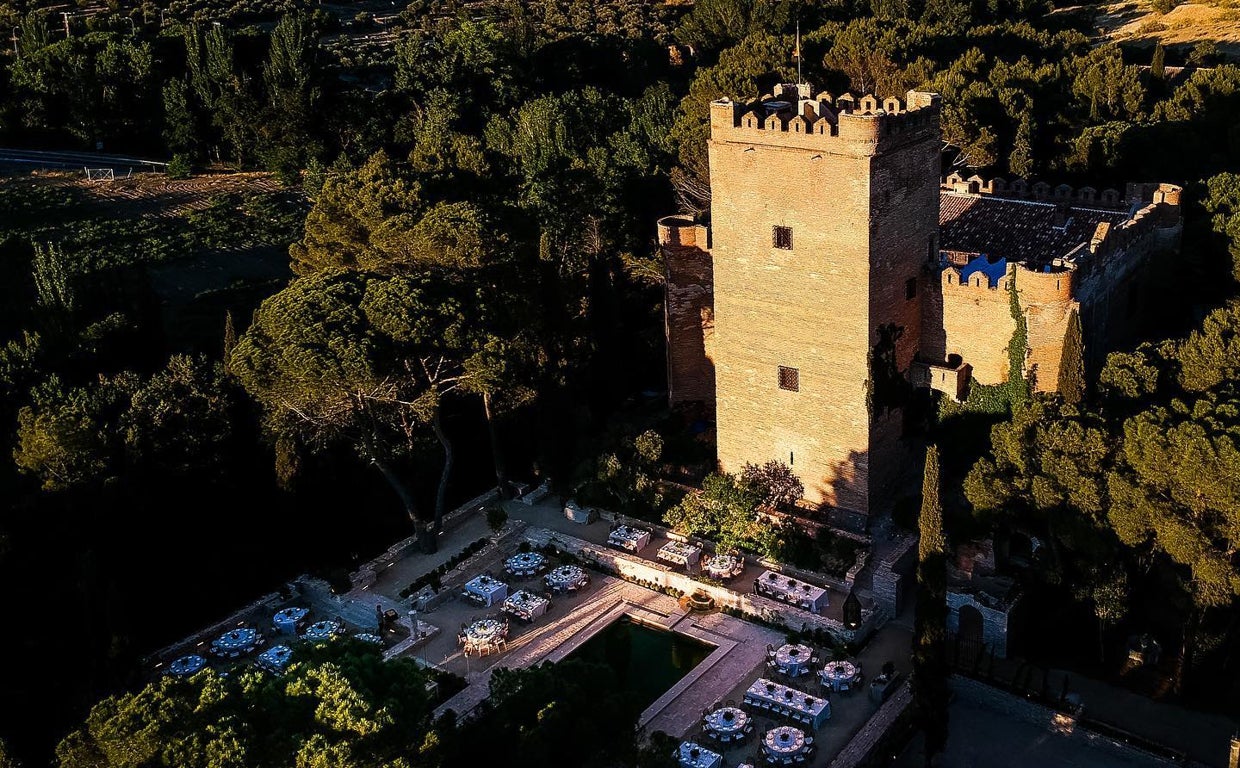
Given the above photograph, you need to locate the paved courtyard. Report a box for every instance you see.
[894,697,1182,768]
[344,497,917,767]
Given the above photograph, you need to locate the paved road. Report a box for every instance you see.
[0,147,168,172]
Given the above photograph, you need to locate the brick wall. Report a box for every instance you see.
[661,220,716,406]
[938,269,1016,384]
[707,93,939,517]
[936,264,1075,392]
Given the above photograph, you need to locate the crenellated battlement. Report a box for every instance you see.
[657,215,710,251]
[941,257,1075,301]
[942,173,1184,215]
[1086,189,1182,261]
[710,84,940,156]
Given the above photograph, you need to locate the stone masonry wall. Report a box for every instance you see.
[523,526,879,645]
[946,590,1012,657]
[871,533,917,618]
[867,128,940,514]
[938,267,1016,384]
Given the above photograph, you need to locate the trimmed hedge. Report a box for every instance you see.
[398,537,488,599]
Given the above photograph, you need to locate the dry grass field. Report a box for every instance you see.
[1096,0,1240,57]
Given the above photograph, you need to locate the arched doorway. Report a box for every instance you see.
[958,603,985,646]
[955,603,986,667]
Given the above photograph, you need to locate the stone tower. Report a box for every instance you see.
[706,85,941,526]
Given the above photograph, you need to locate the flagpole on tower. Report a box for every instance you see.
[795,19,802,85]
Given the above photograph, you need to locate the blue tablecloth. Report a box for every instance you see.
[302,620,342,641]
[212,628,258,655]
[676,741,722,768]
[545,565,587,590]
[258,645,293,671]
[775,643,813,676]
[273,607,309,635]
[763,726,807,756]
[465,575,509,606]
[166,654,206,677]
[744,678,830,728]
[704,707,749,735]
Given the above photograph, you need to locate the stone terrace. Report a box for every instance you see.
[356,509,914,767]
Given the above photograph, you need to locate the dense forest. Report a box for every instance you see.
[1,0,1239,763]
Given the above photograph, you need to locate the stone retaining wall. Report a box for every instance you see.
[607,510,871,595]
[827,679,912,768]
[870,533,916,618]
[350,488,501,587]
[524,526,878,645]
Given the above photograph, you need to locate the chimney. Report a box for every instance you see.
[1052,204,1072,230]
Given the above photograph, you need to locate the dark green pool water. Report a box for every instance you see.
[565,616,714,711]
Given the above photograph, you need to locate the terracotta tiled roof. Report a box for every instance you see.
[939,192,1130,267]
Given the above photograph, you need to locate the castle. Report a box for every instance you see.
[659,83,1183,528]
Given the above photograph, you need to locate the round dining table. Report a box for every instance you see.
[465,617,506,644]
[213,627,258,655]
[704,706,749,736]
[775,643,813,675]
[705,554,741,578]
[302,620,342,641]
[273,607,309,634]
[545,564,587,589]
[167,654,207,677]
[505,552,546,575]
[763,726,807,756]
[821,660,858,691]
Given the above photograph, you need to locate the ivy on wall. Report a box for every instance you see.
[940,269,1031,417]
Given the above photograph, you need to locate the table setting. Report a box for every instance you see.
[503,590,550,622]
[272,606,309,635]
[704,707,749,742]
[704,553,743,579]
[821,660,859,691]
[544,564,588,592]
[774,643,813,676]
[763,726,807,757]
[504,552,547,577]
[302,620,343,642]
[676,741,722,768]
[166,654,207,677]
[257,644,293,672]
[211,627,259,657]
[464,574,510,607]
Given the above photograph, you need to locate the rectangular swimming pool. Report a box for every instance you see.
[564,615,714,712]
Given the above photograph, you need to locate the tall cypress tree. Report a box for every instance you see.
[1151,42,1167,81]
[1009,113,1034,179]
[1058,308,1086,405]
[914,445,950,767]
[222,309,237,373]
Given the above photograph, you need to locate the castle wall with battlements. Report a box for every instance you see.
[934,180,1182,390]
[706,88,940,517]
[659,88,1181,526]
